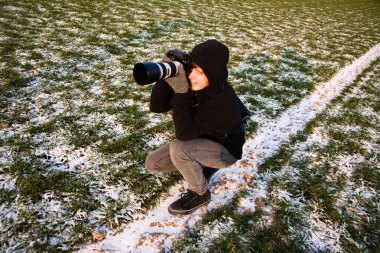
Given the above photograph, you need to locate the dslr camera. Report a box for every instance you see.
[133,50,191,85]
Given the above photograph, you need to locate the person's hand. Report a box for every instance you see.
[166,63,189,93]
[161,52,189,93]
[161,51,172,62]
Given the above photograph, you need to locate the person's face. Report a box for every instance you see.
[188,63,209,91]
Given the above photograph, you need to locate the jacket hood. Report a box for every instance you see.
[190,39,229,93]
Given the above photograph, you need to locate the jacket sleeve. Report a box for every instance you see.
[150,80,174,113]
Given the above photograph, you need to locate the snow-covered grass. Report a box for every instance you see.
[1,0,379,251]
[174,59,380,252]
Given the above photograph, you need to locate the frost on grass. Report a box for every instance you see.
[175,216,237,253]
[232,48,314,121]
[1,0,380,251]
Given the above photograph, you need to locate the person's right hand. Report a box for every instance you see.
[161,52,189,93]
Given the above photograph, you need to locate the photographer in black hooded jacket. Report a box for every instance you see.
[145,39,250,215]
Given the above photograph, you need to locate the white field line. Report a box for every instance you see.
[78,43,380,253]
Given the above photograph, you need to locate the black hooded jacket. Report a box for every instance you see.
[150,40,249,159]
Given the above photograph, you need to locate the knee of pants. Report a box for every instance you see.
[169,139,191,163]
[145,153,158,174]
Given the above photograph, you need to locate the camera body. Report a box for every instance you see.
[166,49,191,66]
[133,50,191,85]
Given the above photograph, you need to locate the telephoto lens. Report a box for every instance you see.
[133,61,180,85]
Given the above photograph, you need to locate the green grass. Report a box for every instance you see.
[232,48,315,120]
[1,0,380,251]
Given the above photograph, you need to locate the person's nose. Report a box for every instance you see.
[188,70,195,80]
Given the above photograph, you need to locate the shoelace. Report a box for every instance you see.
[180,191,195,199]
[180,191,198,207]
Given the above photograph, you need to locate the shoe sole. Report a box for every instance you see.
[168,198,211,215]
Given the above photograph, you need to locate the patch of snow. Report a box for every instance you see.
[308,212,351,252]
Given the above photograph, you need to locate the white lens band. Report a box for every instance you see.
[157,63,164,80]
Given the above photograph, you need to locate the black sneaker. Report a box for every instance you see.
[203,167,218,182]
[168,189,211,215]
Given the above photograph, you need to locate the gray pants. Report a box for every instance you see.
[145,138,237,195]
